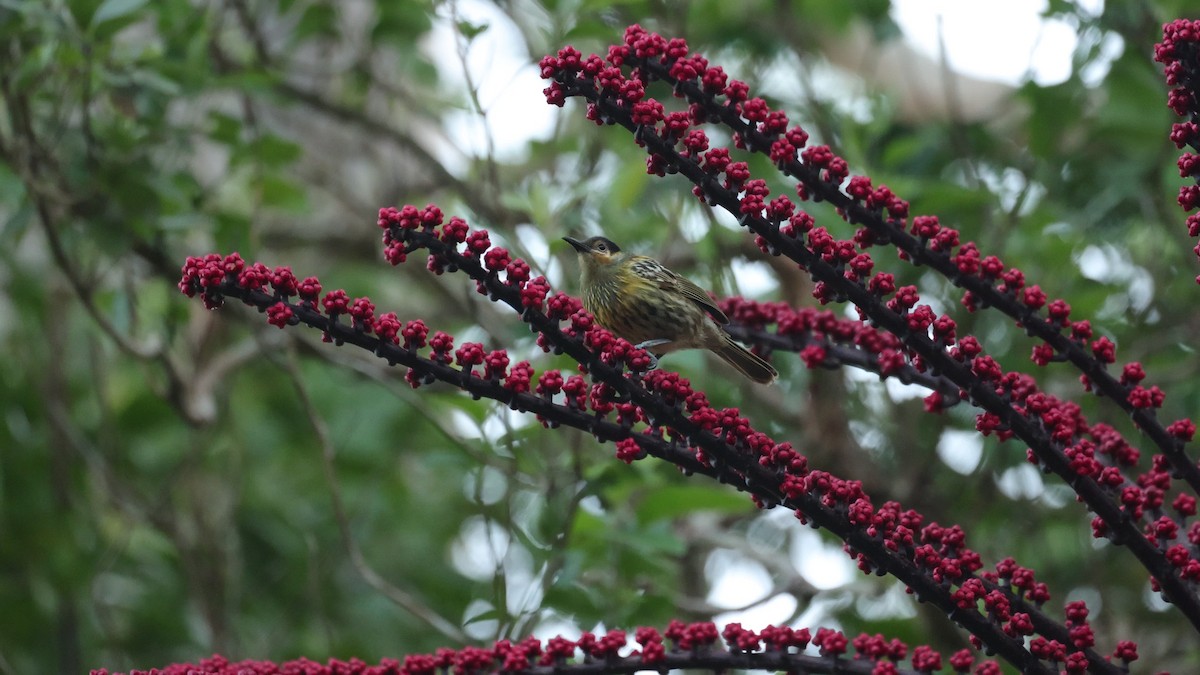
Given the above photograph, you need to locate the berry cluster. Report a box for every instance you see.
[1157,20,1200,271]
[718,296,963,407]
[91,620,1002,675]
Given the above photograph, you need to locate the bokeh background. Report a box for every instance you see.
[2,0,1198,672]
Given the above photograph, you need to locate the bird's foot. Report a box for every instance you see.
[633,339,672,371]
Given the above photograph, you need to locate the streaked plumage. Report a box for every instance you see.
[563,235,777,384]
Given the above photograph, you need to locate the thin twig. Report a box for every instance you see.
[278,344,469,644]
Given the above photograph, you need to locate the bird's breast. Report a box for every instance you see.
[585,279,721,352]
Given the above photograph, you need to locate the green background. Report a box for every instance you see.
[1,0,1197,672]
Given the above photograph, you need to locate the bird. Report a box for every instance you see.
[563,235,777,384]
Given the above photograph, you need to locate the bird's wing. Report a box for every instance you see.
[629,256,730,324]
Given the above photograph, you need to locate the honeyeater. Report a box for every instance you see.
[563,235,777,384]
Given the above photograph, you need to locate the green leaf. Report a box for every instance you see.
[1,200,33,245]
[456,19,489,41]
[258,174,308,212]
[621,520,686,557]
[294,2,337,42]
[248,134,303,168]
[208,112,243,145]
[609,161,650,211]
[158,213,208,231]
[126,67,181,96]
[371,1,433,43]
[463,605,501,625]
[215,69,280,93]
[91,0,148,27]
[214,210,253,250]
[0,164,31,244]
[635,484,755,523]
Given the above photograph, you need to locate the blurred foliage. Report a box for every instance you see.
[2,0,1199,673]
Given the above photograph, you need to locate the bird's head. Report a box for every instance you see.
[563,236,624,269]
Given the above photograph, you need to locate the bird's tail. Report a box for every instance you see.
[714,334,777,384]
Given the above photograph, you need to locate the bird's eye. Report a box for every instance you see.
[596,243,607,252]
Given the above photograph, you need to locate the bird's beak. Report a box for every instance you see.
[563,236,588,253]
